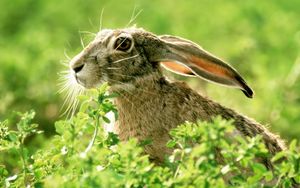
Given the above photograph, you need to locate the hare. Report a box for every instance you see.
[68,27,285,168]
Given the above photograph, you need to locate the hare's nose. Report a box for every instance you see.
[73,64,84,73]
[70,51,86,73]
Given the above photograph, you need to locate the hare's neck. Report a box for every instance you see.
[110,72,168,134]
[112,72,166,104]
[110,72,164,93]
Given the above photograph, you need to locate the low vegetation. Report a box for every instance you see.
[1,85,299,187]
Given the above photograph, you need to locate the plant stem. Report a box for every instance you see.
[19,136,27,185]
[84,115,100,154]
[174,143,184,178]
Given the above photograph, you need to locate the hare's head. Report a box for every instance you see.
[69,27,253,97]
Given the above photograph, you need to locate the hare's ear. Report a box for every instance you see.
[154,35,253,98]
[160,61,196,77]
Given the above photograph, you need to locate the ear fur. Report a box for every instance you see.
[155,35,254,98]
[160,61,196,77]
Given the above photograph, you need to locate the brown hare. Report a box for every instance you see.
[67,27,285,168]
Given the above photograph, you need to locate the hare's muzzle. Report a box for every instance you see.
[73,64,84,73]
[70,52,85,73]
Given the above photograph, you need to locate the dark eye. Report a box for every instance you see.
[114,37,132,51]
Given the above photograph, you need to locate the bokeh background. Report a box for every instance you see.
[0,0,299,142]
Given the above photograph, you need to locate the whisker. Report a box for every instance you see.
[64,49,71,61]
[99,8,105,31]
[62,86,77,108]
[88,18,96,31]
[62,90,76,114]
[70,89,85,116]
[126,7,143,27]
[113,36,130,52]
[58,70,85,118]
[58,70,71,75]
[79,30,97,36]
[60,60,70,67]
[65,87,84,117]
[111,54,139,64]
[129,6,137,24]
[79,32,85,49]
[61,89,76,116]
[106,67,121,70]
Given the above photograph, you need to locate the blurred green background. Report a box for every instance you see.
[0,0,299,141]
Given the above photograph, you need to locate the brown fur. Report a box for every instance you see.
[112,71,285,165]
[68,27,286,169]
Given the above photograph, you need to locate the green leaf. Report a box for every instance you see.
[112,109,119,120]
[54,121,65,135]
[139,138,153,147]
[77,95,90,102]
[8,132,18,142]
[294,175,300,183]
[221,165,230,175]
[289,139,297,151]
[98,82,109,94]
[264,171,273,182]
[247,175,261,185]
[102,116,111,124]
[104,92,119,99]
[106,132,120,146]
[253,163,267,173]
[166,140,177,148]
[271,151,286,162]
[79,100,90,113]
[0,165,8,177]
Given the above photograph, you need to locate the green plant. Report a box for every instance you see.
[0,85,299,187]
[0,111,43,186]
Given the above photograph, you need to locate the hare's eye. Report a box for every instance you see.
[114,37,132,52]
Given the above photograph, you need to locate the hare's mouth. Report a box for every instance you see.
[73,70,103,89]
[74,75,94,89]
[74,75,87,88]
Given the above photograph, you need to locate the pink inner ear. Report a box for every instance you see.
[189,56,233,78]
[161,61,195,76]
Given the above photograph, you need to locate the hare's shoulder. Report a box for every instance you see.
[161,80,220,122]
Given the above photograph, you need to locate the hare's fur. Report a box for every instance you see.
[68,27,285,167]
[113,71,285,166]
